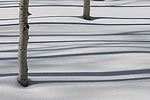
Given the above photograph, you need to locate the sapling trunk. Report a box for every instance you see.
[18,0,29,87]
[83,0,91,20]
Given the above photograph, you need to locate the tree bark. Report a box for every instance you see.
[83,0,90,20]
[18,0,29,87]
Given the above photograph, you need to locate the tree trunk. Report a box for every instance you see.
[83,0,90,20]
[18,0,29,87]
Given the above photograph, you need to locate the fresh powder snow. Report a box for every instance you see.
[0,0,150,100]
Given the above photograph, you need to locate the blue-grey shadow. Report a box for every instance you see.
[1,4,150,8]
[0,69,150,85]
[29,69,150,77]
[90,16,150,20]
[1,50,150,61]
[0,16,150,22]
[1,39,150,45]
[0,30,150,37]
[1,69,150,77]
[1,22,150,27]
[29,77,150,85]
[0,16,82,21]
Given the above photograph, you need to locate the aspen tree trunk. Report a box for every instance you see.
[83,0,90,20]
[18,0,29,87]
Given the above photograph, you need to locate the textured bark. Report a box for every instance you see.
[18,0,29,87]
[83,0,90,20]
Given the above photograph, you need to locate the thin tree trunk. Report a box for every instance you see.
[83,0,90,20]
[18,0,29,87]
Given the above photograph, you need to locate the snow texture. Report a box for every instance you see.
[0,0,150,100]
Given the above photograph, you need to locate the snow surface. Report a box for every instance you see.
[0,0,150,100]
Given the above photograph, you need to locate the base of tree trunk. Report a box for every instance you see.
[83,16,91,20]
[17,77,28,87]
[93,0,105,1]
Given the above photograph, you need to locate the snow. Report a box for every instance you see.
[0,0,150,100]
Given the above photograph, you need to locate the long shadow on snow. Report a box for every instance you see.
[0,0,149,9]
[0,69,150,77]
[1,4,150,8]
[29,22,150,26]
[29,69,150,77]
[1,45,150,53]
[0,68,150,77]
[1,30,150,37]
[1,16,150,21]
[91,16,150,20]
[0,16,81,21]
[0,69,150,84]
[1,40,150,45]
[1,50,150,61]
[29,77,150,85]
[1,22,150,27]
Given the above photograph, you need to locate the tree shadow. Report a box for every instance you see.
[30,69,150,77]
[0,16,82,21]
[17,22,150,26]
[0,16,150,22]
[103,0,149,7]
[1,21,150,27]
[90,16,150,20]
[0,0,150,9]
[1,4,150,8]
[29,77,150,85]
[0,30,150,37]
[1,50,150,61]
[1,45,150,53]
[1,15,150,21]
[0,69,150,85]
[1,69,150,77]
[1,39,150,44]
[0,2,19,5]
[109,0,139,6]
